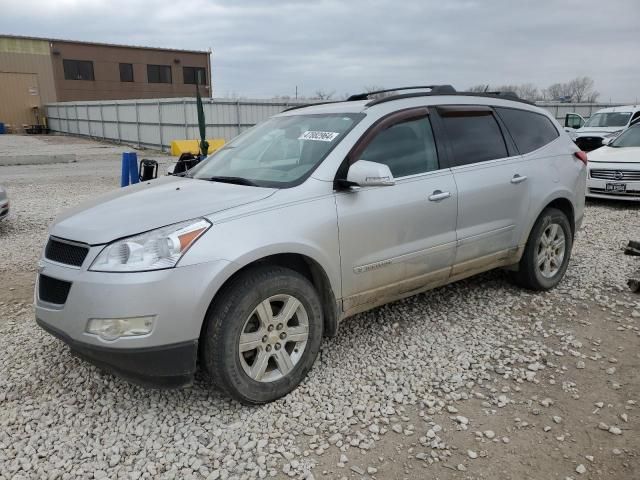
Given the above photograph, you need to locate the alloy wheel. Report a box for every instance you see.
[238,294,309,382]
[536,223,566,278]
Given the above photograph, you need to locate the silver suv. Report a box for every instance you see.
[36,86,587,403]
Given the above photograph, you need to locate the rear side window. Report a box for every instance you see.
[439,111,508,166]
[358,116,439,177]
[496,107,559,154]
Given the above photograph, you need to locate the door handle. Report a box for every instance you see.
[511,174,527,184]
[428,190,451,201]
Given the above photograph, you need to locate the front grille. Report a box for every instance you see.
[576,136,603,152]
[39,274,72,305]
[589,187,640,197]
[45,237,89,267]
[590,169,640,181]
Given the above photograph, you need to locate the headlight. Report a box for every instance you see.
[90,218,211,272]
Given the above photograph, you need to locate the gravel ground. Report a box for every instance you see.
[0,135,639,480]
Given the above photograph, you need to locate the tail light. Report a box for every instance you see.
[574,151,588,166]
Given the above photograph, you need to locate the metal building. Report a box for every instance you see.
[0,34,211,131]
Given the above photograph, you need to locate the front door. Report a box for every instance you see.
[335,108,458,315]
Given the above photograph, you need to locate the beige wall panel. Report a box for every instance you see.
[0,72,42,127]
[0,37,57,106]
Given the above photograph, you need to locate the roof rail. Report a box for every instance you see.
[366,90,533,107]
[281,85,531,113]
[347,85,456,101]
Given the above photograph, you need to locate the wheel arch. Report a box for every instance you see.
[544,197,575,235]
[522,192,576,246]
[200,249,341,344]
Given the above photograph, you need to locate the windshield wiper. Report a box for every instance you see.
[206,176,257,186]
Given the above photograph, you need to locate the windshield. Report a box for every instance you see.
[188,113,364,187]
[584,112,631,128]
[610,125,640,148]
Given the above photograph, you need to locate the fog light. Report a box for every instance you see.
[86,316,155,341]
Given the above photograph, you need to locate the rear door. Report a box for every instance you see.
[434,105,530,276]
[335,107,458,314]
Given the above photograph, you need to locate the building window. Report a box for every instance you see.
[63,59,95,81]
[183,66,207,85]
[147,64,172,84]
[119,63,134,82]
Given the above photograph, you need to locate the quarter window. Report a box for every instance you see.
[147,64,172,84]
[358,116,439,177]
[119,63,134,82]
[63,59,94,81]
[439,111,508,166]
[496,107,559,154]
[184,66,207,85]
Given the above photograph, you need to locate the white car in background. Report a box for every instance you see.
[587,123,640,201]
[0,185,9,221]
[565,105,640,152]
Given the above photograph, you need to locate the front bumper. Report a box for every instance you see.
[37,317,197,387]
[575,136,604,152]
[587,162,640,201]
[35,251,234,387]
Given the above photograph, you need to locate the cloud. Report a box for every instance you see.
[1,0,638,101]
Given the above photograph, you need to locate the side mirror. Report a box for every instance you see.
[565,113,585,129]
[345,160,395,187]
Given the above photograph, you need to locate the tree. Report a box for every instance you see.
[467,84,490,93]
[543,77,599,102]
[466,83,541,101]
[363,85,395,99]
[314,90,335,100]
[569,76,599,102]
[513,83,540,102]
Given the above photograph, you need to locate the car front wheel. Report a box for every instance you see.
[201,265,323,404]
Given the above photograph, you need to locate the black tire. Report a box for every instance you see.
[201,265,323,404]
[511,208,573,291]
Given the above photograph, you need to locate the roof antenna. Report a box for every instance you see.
[483,85,489,92]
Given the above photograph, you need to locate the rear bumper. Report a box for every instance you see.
[37,317,197,387]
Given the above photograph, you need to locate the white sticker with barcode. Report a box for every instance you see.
[298,131,340,142]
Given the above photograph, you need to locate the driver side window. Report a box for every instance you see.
[358,116,439,178]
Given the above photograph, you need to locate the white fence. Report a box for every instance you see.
[46,98,628,152]
[536,102,625,123]
[46,98,308,152]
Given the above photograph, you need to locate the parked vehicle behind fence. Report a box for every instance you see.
[565,105,640,151]
[35,85,587,404]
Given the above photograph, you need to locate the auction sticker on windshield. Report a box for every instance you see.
[299,131,340,142]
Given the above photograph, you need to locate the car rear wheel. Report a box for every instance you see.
[511,208,573,291]
[201,265,323,404]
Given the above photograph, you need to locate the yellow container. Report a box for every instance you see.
[170,139,225,157]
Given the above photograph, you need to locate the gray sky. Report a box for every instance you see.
[2,0,639,101]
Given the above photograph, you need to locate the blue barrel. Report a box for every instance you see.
[0,123,5,134]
